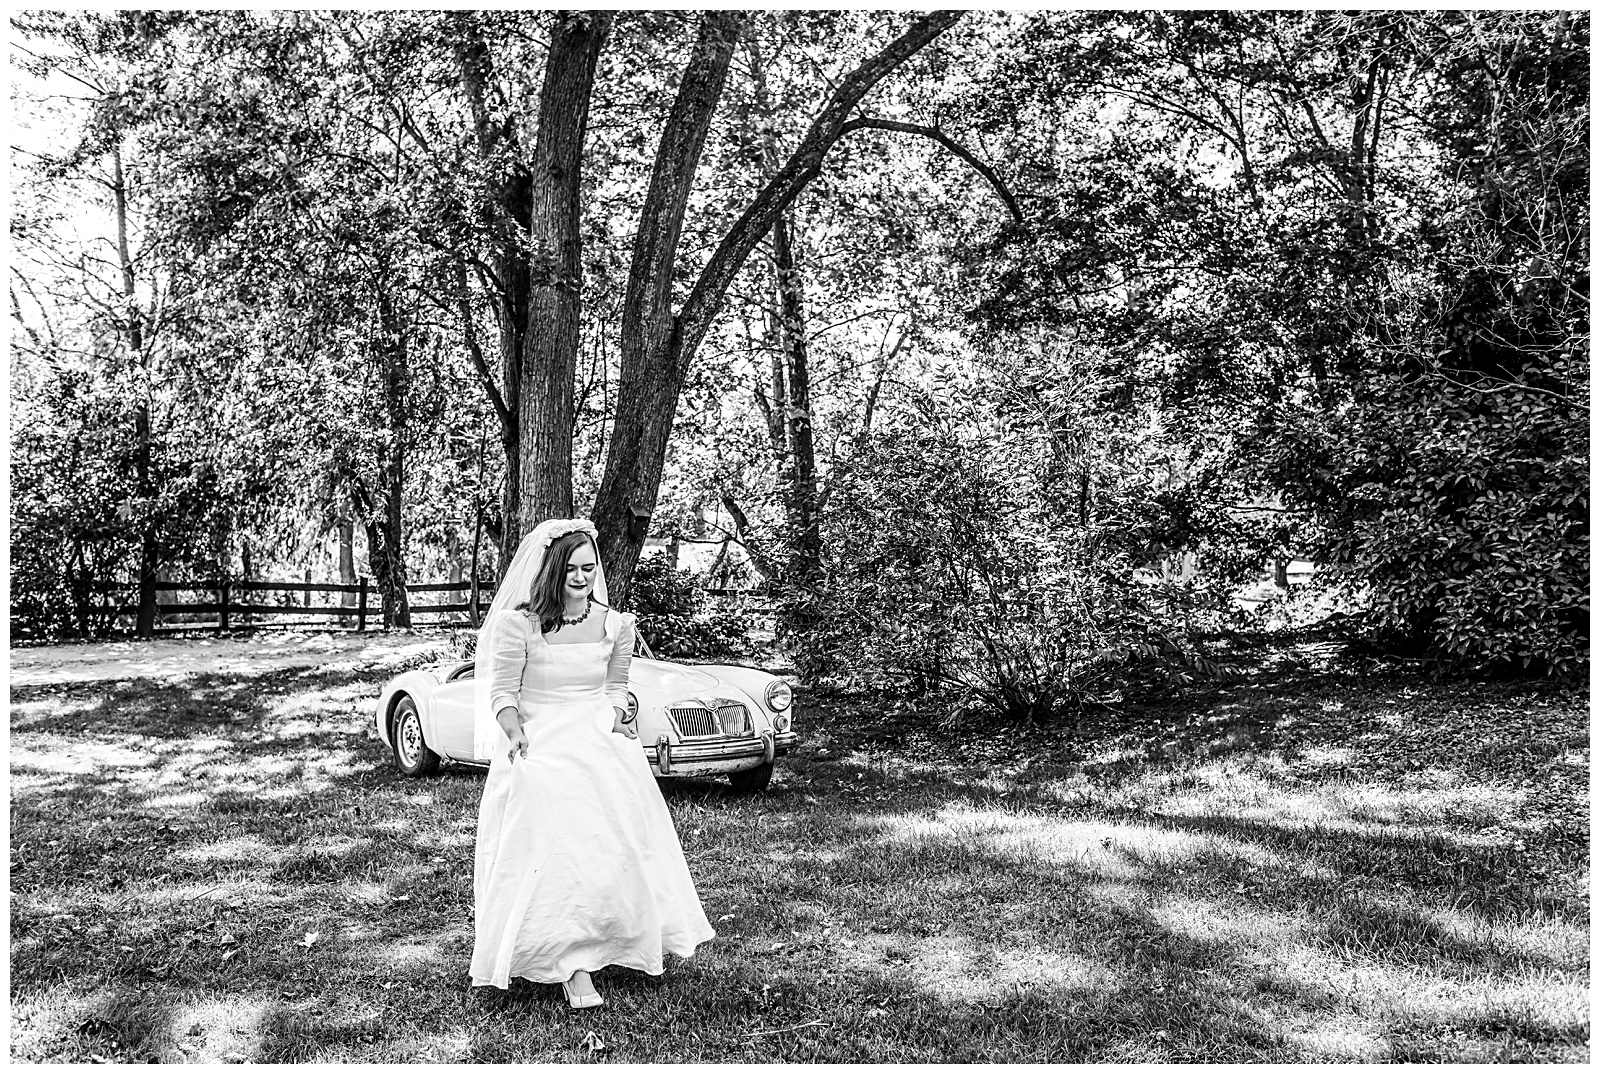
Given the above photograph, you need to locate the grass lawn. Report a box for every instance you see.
[9,634,1589,1062]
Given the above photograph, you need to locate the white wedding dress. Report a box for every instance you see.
[469,606,715,989]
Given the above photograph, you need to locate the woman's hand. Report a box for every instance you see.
[611,707,638,740]
[497,706,528,763]
[504,724,529,763]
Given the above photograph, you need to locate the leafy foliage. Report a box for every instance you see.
[953,10,1588,677]
[9,11,1585,683]
[1289,367,1588,675]
[627,554,753,661]
[791,377,1222,724]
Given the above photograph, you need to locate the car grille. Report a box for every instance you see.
[669,698,750,738]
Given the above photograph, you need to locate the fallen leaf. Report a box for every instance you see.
[581,1030,605,1053]
[297,931,319,949]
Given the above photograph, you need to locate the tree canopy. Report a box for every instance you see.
[10,10,1587,681]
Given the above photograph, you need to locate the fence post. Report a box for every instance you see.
[219,580,230,632]
[357,578,368,632]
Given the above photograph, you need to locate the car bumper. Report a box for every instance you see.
[648,729,798,777]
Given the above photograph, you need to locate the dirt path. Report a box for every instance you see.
[8,631,457,687]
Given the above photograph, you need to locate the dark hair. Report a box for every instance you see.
[519,531,607,634]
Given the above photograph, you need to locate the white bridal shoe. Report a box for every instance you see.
[562,969,604,1009]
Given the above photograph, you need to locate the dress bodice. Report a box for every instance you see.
[485,607,634,713]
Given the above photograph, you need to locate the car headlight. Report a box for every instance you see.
[763,680,792,712]
[625,690,638,724]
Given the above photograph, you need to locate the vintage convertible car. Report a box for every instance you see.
[373,628,798,792]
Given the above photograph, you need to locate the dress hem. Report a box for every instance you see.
[468,931,715,990]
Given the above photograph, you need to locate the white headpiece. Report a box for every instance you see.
[471,517,607,759]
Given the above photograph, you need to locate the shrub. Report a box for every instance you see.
[10,410,140,640]
[627,553,753,661]
[1305,356,1588,676]
[792,396,1216,724]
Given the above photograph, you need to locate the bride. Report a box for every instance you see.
[469,518,715,1008]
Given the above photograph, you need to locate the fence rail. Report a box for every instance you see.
[81,578,495,633]
[38,578,779,639]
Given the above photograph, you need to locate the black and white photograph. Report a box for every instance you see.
[7,6,1589,1063]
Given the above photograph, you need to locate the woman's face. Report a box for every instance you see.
[564,539,598,600]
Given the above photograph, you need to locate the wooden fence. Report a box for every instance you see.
[60,579,778,637]
[97,578,495,633]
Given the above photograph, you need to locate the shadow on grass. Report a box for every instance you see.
[9,652,1589,1062]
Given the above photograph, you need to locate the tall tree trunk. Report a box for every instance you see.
[469,506,485,627]
[495,243,527,566]
[133,407,158,636]
[112,141,158,638]
[514,11,611,543]
[368,283,412,628]
[453,11,611,567]
[447,527,464,588]
[751,210,825,590]
[469,428,487,626]
[337,495,356,625]
[591,12,743,606]
[594,12,963,605]
[746,32,823,587]
[453,16,525,570]
[240,538,254,626]
[773,216,822,586]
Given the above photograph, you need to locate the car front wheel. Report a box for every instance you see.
[728,761,774,793]
[392,696,441,777]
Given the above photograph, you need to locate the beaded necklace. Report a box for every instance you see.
[556,594,595,629]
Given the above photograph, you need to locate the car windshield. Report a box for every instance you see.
[634,630,656,660]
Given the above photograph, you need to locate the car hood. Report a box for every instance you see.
[628,658,735,700]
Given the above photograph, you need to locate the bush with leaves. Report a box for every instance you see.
[626,553,753,661]
[10,362,249,641]
[1279,353,1588,676]
[10,417,137,640]
[792,388,1219,725]
[955,11,1588,678]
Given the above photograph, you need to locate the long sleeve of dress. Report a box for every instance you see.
[604,612,635,712]
[486,610,529,716]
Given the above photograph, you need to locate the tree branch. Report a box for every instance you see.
[450,12,510,161]
[621,11,744,372]
[453,258,514,435]
[718,493,780,583]
[673,11,964,367]
[841,116,1022,223]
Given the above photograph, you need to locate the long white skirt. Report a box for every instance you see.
[470,697,715,988]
